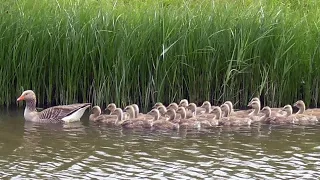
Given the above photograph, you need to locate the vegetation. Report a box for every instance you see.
[1,0,320,110]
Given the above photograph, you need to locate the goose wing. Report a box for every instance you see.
[38,103,91,121]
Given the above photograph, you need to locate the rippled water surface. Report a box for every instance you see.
[0,109,320,179]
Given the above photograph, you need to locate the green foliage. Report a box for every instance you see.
[1,0,320,110]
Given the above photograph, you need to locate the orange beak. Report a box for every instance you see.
[17,95,24,101]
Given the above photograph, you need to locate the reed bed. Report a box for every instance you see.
[1,0,320,110]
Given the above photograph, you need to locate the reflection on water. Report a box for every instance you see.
[0,109,319,179]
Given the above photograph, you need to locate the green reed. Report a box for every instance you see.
[1,0,320,110]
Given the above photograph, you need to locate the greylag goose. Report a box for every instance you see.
[249,97,284,115]
[219,104,252,126]
[187,103,215,118]
[129,104,153,119]
[17,90,90,123]
[224,101,252,116]
[175,107,201,129]
[179,99,205,114]
[147,109,179,130]
[211,106,251,126]
[260,106,295,125]
[293,100,318,124]
[186,103,217,128]
[111,108,126,126]
[89,106,119,124]
[247,101,265,122]
[169,102,193,118]
[121,106,153,129]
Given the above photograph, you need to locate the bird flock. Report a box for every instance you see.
[88,97,320,131]
[17,90,319,130]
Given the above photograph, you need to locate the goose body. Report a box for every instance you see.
[176,107,201,129]
[121,106,153,129]
[89,106,119,124]
[260,106,295,125]
[293,100,318,124]
[218,104,252,126]
[148,109,179,130]
[17,90,90,123]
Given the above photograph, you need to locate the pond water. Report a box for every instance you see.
[0,109,319,179]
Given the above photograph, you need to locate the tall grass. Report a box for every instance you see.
[1,0,320,110]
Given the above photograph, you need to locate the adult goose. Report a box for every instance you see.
[17,90,91,123]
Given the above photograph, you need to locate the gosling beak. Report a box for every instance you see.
[17,95,24,101]
[293,103,297,107]
[247,102,252,107]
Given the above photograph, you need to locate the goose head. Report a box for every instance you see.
[187,103,197,112]
[293,100,305,114]
[248,97,260,105]
[17,90,36,102]
[111,108,124,123]
[105,103,117,113]
[179,99,189,107]
[176,107,187,119]
[131,104,140,118]
[89,106,101,121]
[220,103,230,117]
[201,101,212,113]
[157,105,167,115]
[282,105,293,116]
[147,109,160,121]
[165,109,177,121]
[167,103,179,111]
[224,101,234,113]
[260,106,271,117]
[124,105,136,118]
[248,100,261,115]
[152,102,164,109]
[211,106,222,119]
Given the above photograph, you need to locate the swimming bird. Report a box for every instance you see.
[147,109,179,130]
[260,106,295,125]
[105,103,117,114]
[293,100,318,124]
[121,106,153,129]
[17,90,90,123]
[89,106,119,124]
[219,104,252,126]
[211,106,251,126]
[175,107,201,129]
[152,102,164,109]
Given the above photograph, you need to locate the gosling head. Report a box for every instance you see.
[165,109,176,120]
[224,101,233,111]
[186,103,197,112]
[248,101,260,109]
[248,97,260,106]
[201,101,211,108]
[147,109,160,120]
[152,102,164,109]
[167,103,179,110]
[179,99,189,107]
[157,105,167,114]
[91,106,102,116]
[124,105,135,118]
[260,106,271,116]
[293,100,305,109]
[282,105,293,116]
[106,103,117,112]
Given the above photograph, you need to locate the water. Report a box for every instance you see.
[0,109,320,179]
